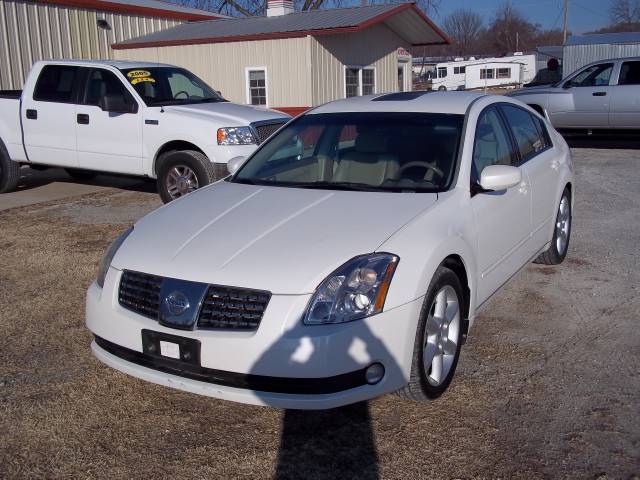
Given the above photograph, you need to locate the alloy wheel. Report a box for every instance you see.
[423,285,460,386]
[556,196,571,256]
[166,165,199,199]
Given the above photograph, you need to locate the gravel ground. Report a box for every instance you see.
[0,145,638,479]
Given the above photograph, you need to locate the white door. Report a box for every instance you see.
[610,60,640,128]
[500,103,559,251]
[76,68,143,174]
[471,106,532,305]
[22,64,79,167]
[551,62,614,128]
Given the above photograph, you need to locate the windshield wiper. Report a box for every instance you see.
[272,181,382,191]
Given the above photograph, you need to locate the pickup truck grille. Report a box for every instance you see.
[252,121,286,144]
[197,286,271,330]
[118,271,270,331]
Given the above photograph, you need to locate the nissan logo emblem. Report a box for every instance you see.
[165,291,190,315]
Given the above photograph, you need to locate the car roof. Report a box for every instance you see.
[36,59,175,69]
[310,91,486,115]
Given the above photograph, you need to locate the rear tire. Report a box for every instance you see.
[396,266,465,402]
[534,187,571,265]
[0,147,20,194]
[156,150,216,203]
[65,168,97,181]
[438,85,447,91]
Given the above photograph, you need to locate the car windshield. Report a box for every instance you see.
[231,112,464,192]
[119,67,226,107]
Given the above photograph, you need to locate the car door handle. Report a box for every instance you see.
[26,109,37,120]
[592,91,607,96]
[77,113,90,125]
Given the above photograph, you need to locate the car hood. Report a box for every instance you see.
[113,182,438,294]
[163,102,290,125]
[508,85,561,97]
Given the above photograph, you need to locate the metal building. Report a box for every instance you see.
[0,0,221,89]
[112,2,449,115]
[563,32,640,77]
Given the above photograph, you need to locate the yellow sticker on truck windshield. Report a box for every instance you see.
[127,70,151,79]
[131,77,155,85]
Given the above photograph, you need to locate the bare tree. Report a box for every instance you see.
[610,0,640,24]
[486,2,539,53]
[443,9,483,56]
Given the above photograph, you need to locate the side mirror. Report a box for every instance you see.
[479,165,522,191]
[99,93,137,114]
[227,156,247,175]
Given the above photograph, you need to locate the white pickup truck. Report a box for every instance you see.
[0,60,290,202]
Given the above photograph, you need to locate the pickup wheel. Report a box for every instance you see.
[65,168,97,181]
[396,266,464,402]
[0,146,20,194]
[156,150,216,203]
[534,188,572,265]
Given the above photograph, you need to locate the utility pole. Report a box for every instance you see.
[563,0,569,44]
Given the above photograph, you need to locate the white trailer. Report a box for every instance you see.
[429,54,537,91]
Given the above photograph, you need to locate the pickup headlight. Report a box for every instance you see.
[217,127,256,145]
[96,226,133,288]
[304,253,399,325]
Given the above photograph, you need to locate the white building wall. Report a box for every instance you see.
[0,0,182,89]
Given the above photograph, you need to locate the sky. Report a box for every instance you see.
[431,0,615,34]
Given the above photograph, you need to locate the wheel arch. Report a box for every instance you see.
[153,140,206,177]
[440,254,471,339]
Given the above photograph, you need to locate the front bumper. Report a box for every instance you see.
[86,268,423,409]
[203,144,257,165]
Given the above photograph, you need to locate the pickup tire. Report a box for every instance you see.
[0,145,20,194]
[65,168,97,181]
[156,150,216,203]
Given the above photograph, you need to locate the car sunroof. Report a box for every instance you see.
[371,92,431,102]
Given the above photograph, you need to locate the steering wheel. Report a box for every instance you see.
[396,161,444,180]
[174,90,190,100]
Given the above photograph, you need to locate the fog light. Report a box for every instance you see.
[365,363,385,385]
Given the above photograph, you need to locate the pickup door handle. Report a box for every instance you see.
[77,113,90,125]
[592,91,607,96]
[26,109,37,120]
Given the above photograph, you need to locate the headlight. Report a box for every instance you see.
[304,253,399,325]
[217,127,256,145]
[96,226,133,288]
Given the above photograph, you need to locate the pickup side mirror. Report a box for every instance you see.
[99,93,137,114]
[227,156,247,175]
[479,165,522,191]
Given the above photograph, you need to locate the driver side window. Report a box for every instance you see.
[472,107,515,181]
[568,63,613,87]
[167,72,206,99]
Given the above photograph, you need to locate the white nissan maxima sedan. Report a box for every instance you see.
[86,91,573,410]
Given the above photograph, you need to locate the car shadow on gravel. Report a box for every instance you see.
[564,135,640,150]
[252,320,406,479]
[16,166,157,194]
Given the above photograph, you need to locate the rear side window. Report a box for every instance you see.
[84,69,135,108]
[618,61,640,85]
[33,65,80,103]
[472,107,516,178]
[500,105,547,163]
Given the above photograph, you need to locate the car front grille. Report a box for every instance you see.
[252,121,285,144]
[197,285,271,330]
[118,270,162,319]
[117,270,270,331]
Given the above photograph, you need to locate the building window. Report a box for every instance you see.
[480,68,495,80]
[497,68,511,79]
[454,66,466,75]
[246,68,267,106]
[437,67,447,78]
[344,67,376,98]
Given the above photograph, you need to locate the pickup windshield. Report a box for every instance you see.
[119,67,226,107]
[232,112,464,192]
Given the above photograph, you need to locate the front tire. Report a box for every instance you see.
[0,147,20,194]
[396,266,465,401]
[156,150,216,203]
[534,187,572,265]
